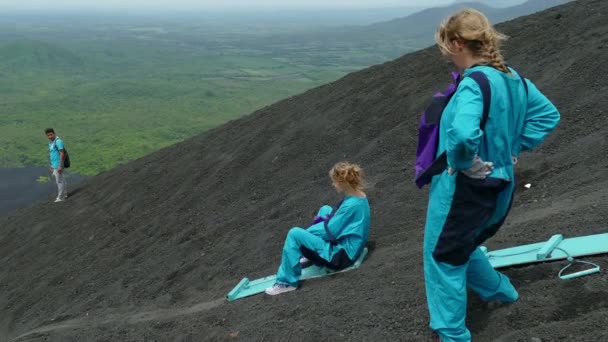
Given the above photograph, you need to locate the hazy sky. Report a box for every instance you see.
[1,0,455,10]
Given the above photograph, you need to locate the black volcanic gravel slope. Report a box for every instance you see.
[1,1,607,341]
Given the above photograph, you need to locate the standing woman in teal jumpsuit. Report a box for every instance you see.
[266,162,371,296]
[426,9,560,341]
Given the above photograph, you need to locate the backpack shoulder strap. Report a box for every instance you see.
[467,71,492,130]
[52,138,64,150]
[506,65,529,96]
[519,73,529,96]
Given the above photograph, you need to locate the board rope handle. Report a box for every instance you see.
[555,247,601,280]
[558,259,601,280]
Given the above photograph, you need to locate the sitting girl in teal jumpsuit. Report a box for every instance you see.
[426,9,560,342]
[265,162,371,296]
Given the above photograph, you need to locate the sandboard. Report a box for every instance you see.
[483,233,607,279]
[226,248,368,302]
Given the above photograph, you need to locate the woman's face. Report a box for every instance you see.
[331,178,345,193]
[448,40,470,71]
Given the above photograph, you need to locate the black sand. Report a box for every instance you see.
[1,1,607,341]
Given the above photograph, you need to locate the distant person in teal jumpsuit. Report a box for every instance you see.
[265,162,371,296]
[425,9,560,341]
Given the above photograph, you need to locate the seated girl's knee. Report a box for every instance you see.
[287,227,306,238]
[318,205,333,216]
[284,227,308,249]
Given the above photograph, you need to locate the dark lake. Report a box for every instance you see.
[0,167,87,215]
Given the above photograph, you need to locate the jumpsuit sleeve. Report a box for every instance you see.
[512,80,560,156]
[325,203,355,241]
[446,78,484,170]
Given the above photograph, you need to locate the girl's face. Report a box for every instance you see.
[331,178,345,193]
[448,40,471,71]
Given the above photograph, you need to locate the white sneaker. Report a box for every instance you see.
[54,198,64,203]
[299,257,309,264]
[265,283,297,296]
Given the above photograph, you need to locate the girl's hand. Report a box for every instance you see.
[449,155,494,179]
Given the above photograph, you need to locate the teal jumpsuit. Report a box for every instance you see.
[424,66,560,341]
[275,195,371,286]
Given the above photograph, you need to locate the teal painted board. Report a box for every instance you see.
[226,248,368,302]
[486,233,608,268]
[226,277,251,301]
[535,234,563,260]
[226,275,276,302]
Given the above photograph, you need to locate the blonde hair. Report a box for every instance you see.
[435,8,510,74]
[329,162,365,192]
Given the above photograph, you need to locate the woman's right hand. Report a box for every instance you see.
[449,155,494,179]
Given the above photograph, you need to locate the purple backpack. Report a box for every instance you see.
[414,69,529,189]
[414,71,492,189]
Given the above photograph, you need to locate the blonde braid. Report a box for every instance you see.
[481,42,510,74]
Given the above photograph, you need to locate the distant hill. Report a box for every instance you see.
[453,0,527,7]
[362,0,573,43]
[255,0,573,62]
